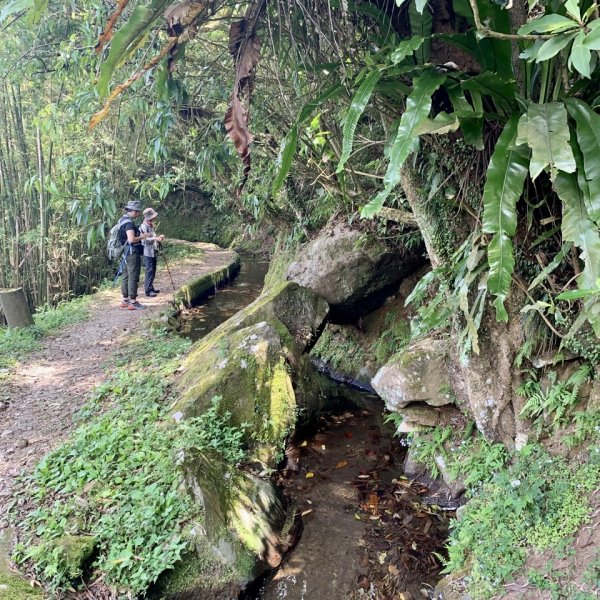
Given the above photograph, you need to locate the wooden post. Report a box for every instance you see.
[0,288,34,328]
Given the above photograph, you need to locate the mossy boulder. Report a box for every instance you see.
[0,529,42,599]
[215,281,329,351]
[371,338,454,411]
[25,535,96,586]
[286,222,422,318]
[174,321,297,465]
[310,323,374,390]
[155,450,296,600]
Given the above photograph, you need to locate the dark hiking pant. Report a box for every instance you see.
[144,256,157,294]
[121,252,141,300]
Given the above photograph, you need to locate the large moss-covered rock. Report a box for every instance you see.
[371,338,455,411]
[192,281,328,353]
[37,535,96,582]
[310,323,375,391]
[174,321,297,465]
[286,222,422,318]
[155,450,296,600]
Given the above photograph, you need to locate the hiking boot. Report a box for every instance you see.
[145,291,157,297]
[127,301,146,310]
[119,299,130,309]
[151,289,160,294]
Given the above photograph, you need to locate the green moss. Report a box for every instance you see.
[262,237,298,292]
[49,535,96,581]
[153,546,237,599]
[175,322,297,465]
[155,191,242,248]
[174,254,241,309]
[310,327,366,376]
[0,572,42,599]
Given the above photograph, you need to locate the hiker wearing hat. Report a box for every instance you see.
[119,200,150,310]
[140,207,165,297]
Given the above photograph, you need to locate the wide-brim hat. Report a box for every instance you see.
[143,207,158,220]
[125,200,143,212]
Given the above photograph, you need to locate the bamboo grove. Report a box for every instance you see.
[1,0,600,359]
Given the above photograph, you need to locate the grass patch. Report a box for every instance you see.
[11,327,248,596]
[0,296,91,368]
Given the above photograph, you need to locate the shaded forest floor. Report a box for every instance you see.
[0,242,236,523]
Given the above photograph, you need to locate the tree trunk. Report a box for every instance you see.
[0,288,34,328]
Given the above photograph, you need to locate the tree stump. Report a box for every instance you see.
[0,288,34,328]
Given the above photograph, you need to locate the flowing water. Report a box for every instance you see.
[179,258,270,341]
[178,260,449,599]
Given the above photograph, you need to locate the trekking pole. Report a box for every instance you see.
[161,250,177,291]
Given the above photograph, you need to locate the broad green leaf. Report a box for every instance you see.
[535,33,576,62]
[272,125,298,196]
[97,0,171,99]
[569,31,592,78]
[336,70,382,174]
[564,0,581,21]
[482,115,529,319]
[409,0,432,64]
[361,69,445,218]
[520,103,576,181]
[391,36,424,64]
[487,234,514,322]
[520,39,544,62]
[556,287,599,301]
[0,0,32,23]
[518,14,579,35]
[482,114,530,237]
[554,171,600,290]
[582,26,600,49]
[528,242,573,291]
[566,99,600,224]
[415,112,459,135]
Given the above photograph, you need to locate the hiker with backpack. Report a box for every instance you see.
[139,207,165,298]
[109,200,150,310]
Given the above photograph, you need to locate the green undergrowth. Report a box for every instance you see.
[444,445,600,598]
[405,423,510,487]
[401,418,600,597]
[11,328,248,597]
[0,296,91,368]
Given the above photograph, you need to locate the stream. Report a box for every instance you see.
[179,259,450,599]
[179,258,270,341]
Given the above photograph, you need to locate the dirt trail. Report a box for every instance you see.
[0,242,237,521]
